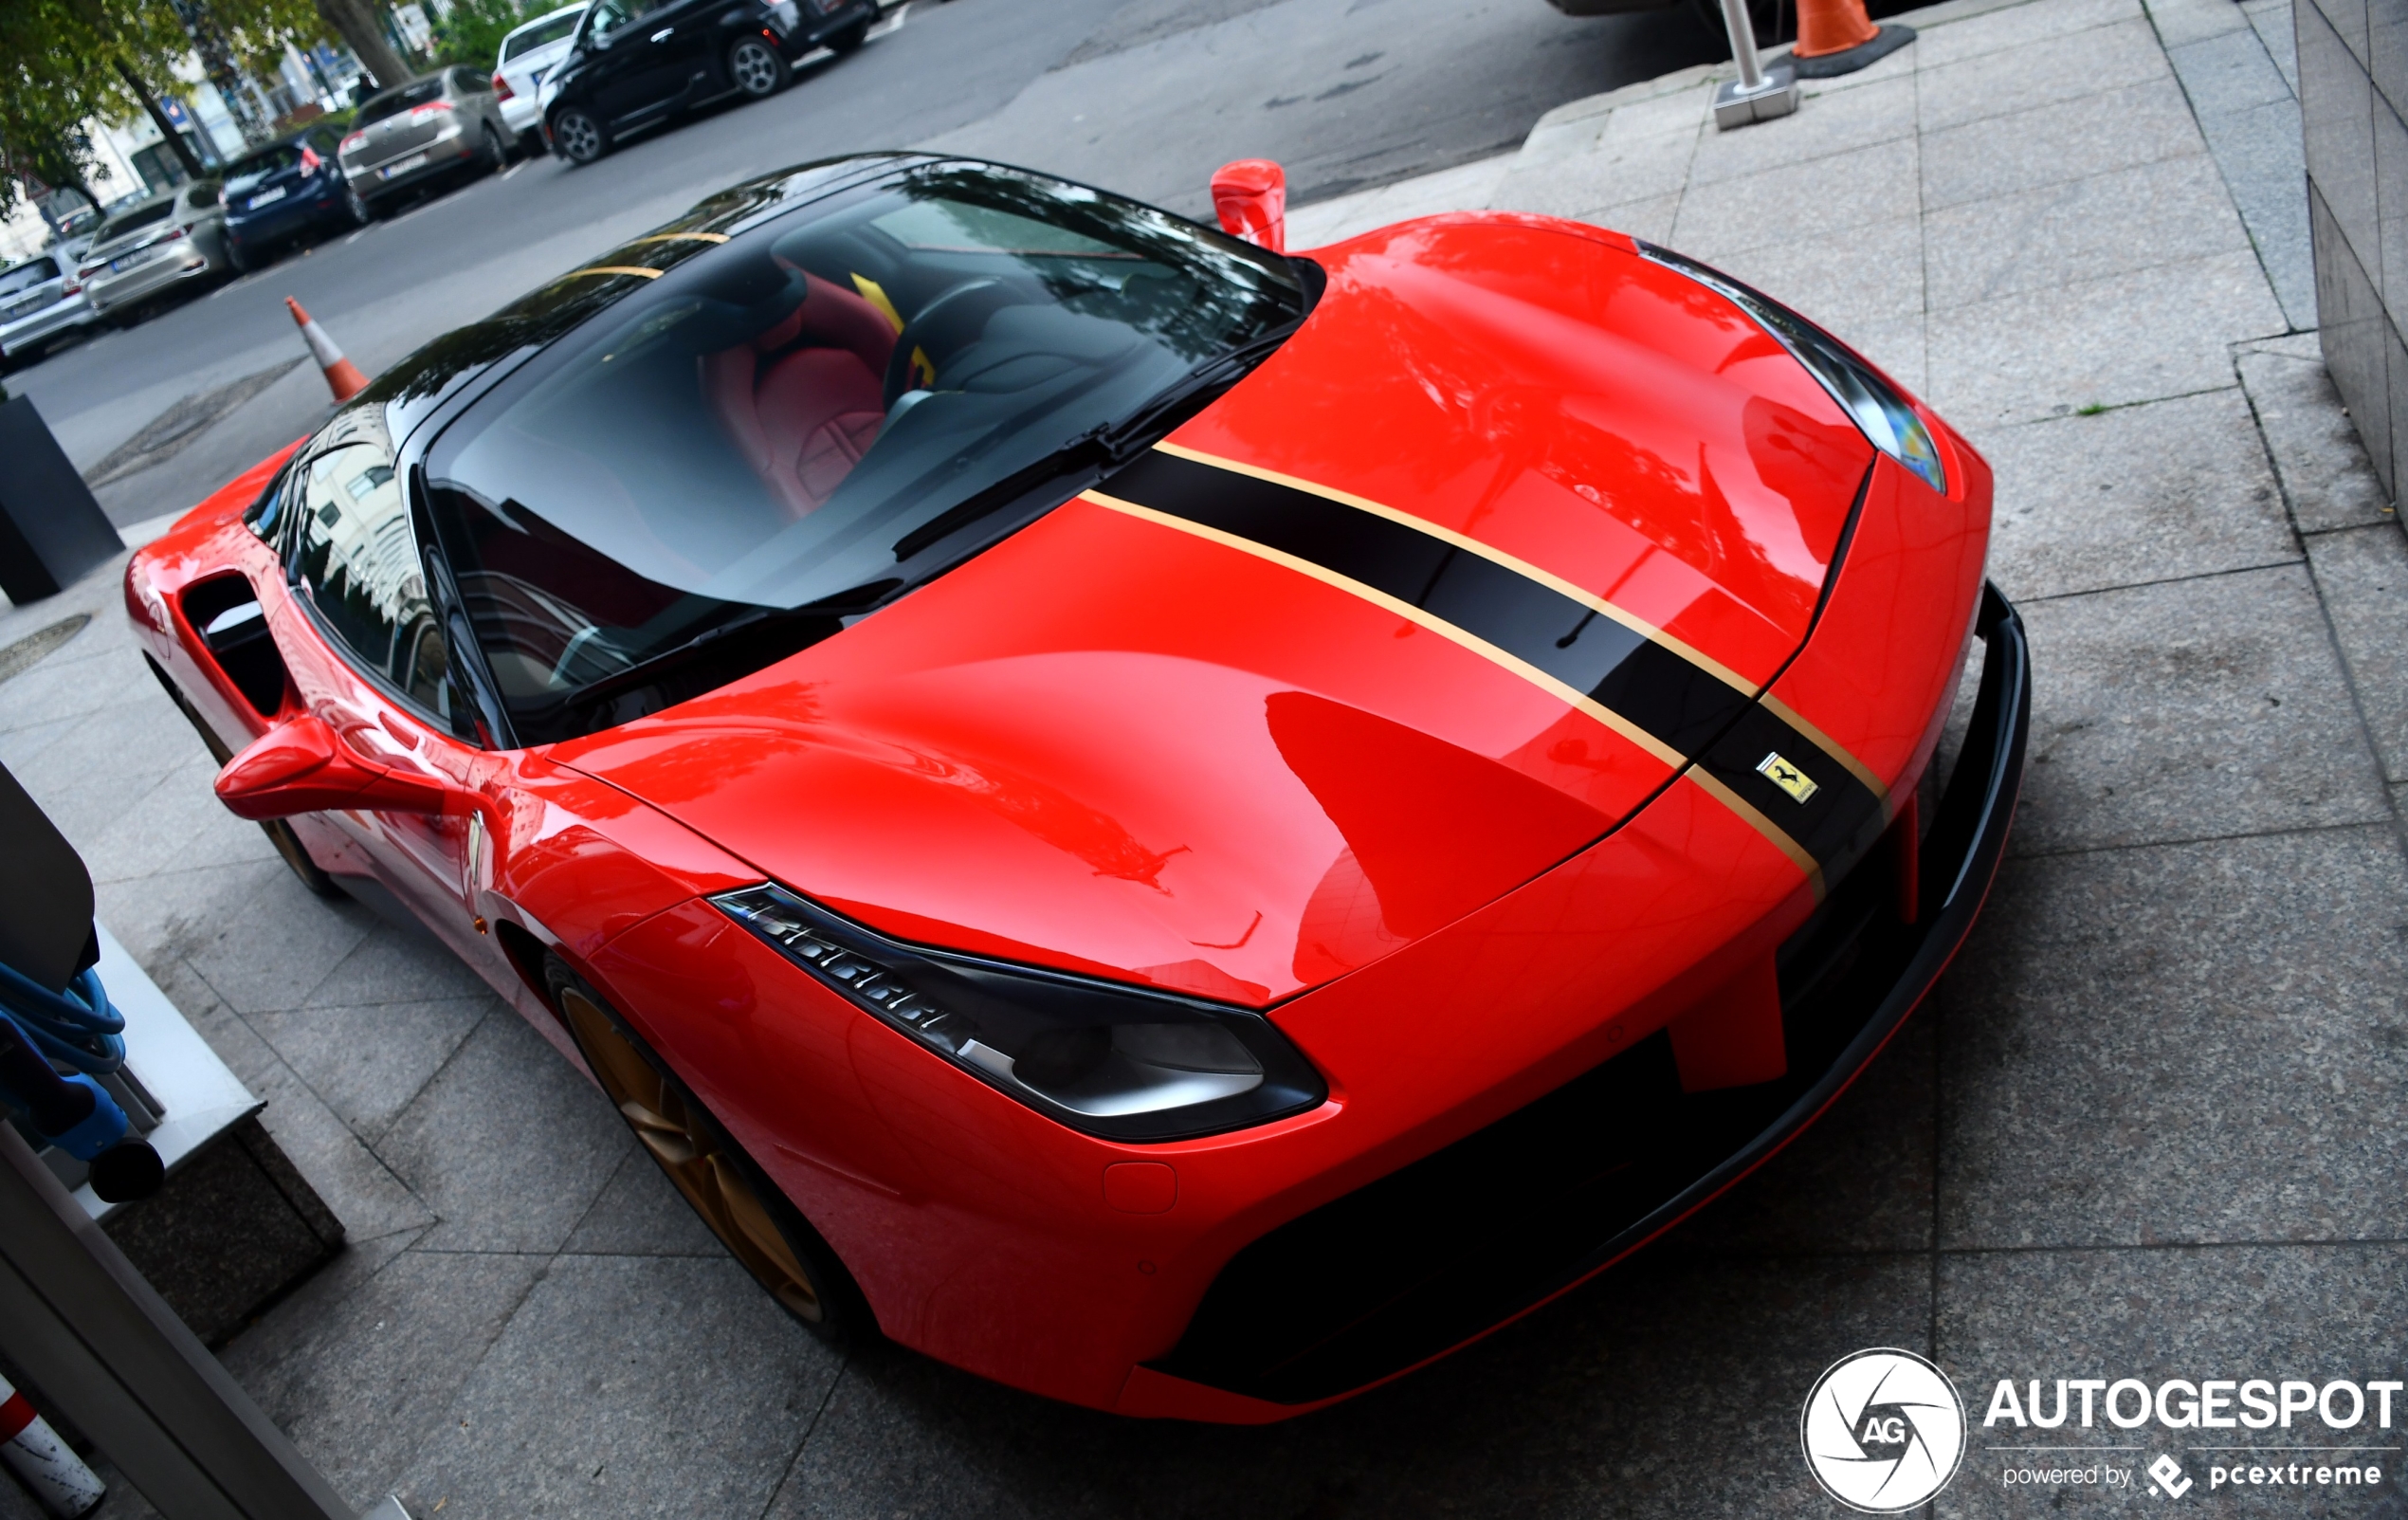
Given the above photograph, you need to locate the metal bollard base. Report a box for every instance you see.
[1712,63,1801,129]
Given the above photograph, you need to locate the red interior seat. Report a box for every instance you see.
[705,273,899,518]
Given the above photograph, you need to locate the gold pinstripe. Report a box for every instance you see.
[627,231,731,245]
[1760,692,1890,806]
[559,266,664,280]
[1153,438,1887,812]
[1085,488,1826,897]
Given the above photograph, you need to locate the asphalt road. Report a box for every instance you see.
[9,0,1732,533]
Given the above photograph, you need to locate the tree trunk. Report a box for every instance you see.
[113,61,209,182]
[315,0,410,92]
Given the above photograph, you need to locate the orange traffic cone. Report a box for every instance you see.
[285,297,369,402]
[1791,0,1913,77]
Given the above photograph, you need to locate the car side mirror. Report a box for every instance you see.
[215,714,451,820]
[1211,158,1287,253]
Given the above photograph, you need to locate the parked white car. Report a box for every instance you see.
[494,3,591,154]
[0,250,99,369]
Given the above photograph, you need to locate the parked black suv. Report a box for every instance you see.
[543,0,879,163]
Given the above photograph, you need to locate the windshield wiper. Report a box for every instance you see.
[887,321,1301,564]
[561,579,897,709]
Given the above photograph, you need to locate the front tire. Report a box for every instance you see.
[552,106,609,165]
[546,957,874,1345]
[477,123,505,173]
[729,36,789,98]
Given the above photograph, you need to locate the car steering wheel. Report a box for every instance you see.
[882,279,1029,410]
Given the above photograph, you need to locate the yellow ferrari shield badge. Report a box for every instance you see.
[1756,751,1819,803]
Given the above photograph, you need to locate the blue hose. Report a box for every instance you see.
[0,958,125,1074]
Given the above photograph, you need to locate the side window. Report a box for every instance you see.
[451,65,485,92]
[589,0,633,41]
[289,444,464,725]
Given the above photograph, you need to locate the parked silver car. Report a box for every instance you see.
[495,3,590,154]
[338,68,511,217]
[78,184,233,323]
[0,250,100,368]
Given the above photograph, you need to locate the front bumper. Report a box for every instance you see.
[1131,583,2030,1414]
[0,297,98,357]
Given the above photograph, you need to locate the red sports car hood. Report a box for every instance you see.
[555,216,1874,1007]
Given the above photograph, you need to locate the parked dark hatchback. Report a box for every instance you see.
[222,125,364,269]
[542,0,878,164]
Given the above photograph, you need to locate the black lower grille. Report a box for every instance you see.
[1151,844,1912,1406]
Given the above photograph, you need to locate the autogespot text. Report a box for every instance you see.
[1984,1376,2398,1499]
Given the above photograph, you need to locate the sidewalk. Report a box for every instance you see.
[3,0,2406,1511]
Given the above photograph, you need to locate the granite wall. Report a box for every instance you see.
[2304,0,2408,498]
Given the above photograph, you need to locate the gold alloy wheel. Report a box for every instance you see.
[558,985,824,1323]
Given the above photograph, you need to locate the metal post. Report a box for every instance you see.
[0,1123,395,1520]
[1712,0,1800,129]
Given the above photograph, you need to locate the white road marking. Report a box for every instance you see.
[869,2,908,37]
[342,226,374,246]
[503,159,527,180]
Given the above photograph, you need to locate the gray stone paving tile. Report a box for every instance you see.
[171,975,438,1240]
[1940,826,2408,1250]
[0,713,79,774]
[1935,1243,2408,1517]
[248,997,495,1145]
[75,757,280,888]
[1924,153,2252,311]
[173,858,378,1015]
[1666,1013,1937,1256]
[1596,80,1714,144]
[1916,0,2141,64]
[1576,192,1681,247]
[373,1008,631,1254]
[303,921,498,1008]
[2305,522,2408,780]
[1487,129,1696,220]
[2238,346,2397,530]
[2168,25,2301,115]
[1685,74,1917,189]
[1922,78,2206,210]
[2148,0,2258,45]
[396,1255,836,1520]
[1975,388,2299,601]
[1920,16,2177,132]
[91,855,356,993]
[219,1245,544,1513]
[0,642,153,732]
[1925,249,2286,426]
[1669,137,1921,261]
[2011,566,2388,852]
[2252,0,2302,89]
[1709,215,1925,335]
[1846,314,1932,395]
[560,1148,727,1258]
[2205,95,2316,327]
[771,1254,1930,1519]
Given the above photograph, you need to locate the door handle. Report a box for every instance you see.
[651,26,673,39]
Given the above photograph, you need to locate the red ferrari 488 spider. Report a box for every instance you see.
[127,153,2027,1421]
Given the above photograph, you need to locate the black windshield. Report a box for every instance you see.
[423,159,1303,746]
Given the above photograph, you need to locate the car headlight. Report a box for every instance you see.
[1637,242,1947,495]
[714,883,1326,1142]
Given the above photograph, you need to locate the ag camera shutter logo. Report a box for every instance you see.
[1801,1347,1967,1511]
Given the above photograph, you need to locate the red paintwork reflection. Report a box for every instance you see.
[1191,216,1873,687]
[556,500,1660,1005]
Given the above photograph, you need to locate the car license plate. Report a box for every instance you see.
[380,154,428,179]
[248,186,287,209]
[109,254,137,272]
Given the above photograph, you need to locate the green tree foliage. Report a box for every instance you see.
[0,0,376,214]
[429,0,529,71]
